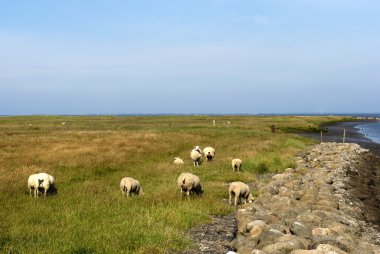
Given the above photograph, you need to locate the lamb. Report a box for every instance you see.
[203,147,215,162]
[173,157,184,165]
[27,172,56,197]
[120,177,144,197]
[190,146,203,166]
[177,172,203,196]
[232,158,243,172]
[229,181,253,205]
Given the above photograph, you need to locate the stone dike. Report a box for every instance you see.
[232,142,380,254]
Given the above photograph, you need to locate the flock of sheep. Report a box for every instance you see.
[27,146,253,206]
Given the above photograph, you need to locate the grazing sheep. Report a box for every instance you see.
[28,174,41,197]
[203,147,215,162]
[177,172,203,196]
[190,146,203,166]
[173,157,184,165]
[232,158,243,172]
[120,177,144,197]
[27,173,56,197]
[229,181,253,205]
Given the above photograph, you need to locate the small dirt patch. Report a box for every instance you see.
[178,213,237,254]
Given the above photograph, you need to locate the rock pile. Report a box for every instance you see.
[232,142,380,254]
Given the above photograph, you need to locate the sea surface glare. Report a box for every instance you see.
[356,121,380,144]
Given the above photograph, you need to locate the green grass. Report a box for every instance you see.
[0,115,348,253]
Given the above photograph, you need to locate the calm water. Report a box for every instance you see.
[356,121,380,144]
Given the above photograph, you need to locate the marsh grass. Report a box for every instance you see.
[0,115,345,253]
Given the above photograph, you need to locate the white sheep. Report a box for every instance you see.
[120,177,144,197]
[229,181,253,205]
[203,147,215,162]
[173,157,184,165]
[27,174,41,197]
[190,146,203,166]
[177,172,203,196]
[232,158,243,172]
[27,172,56,197]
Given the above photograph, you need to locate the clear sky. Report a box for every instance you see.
[1,0,379,115]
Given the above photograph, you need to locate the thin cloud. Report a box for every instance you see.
[231,15,272,25]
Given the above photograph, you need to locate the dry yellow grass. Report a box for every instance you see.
[0,115,347,253]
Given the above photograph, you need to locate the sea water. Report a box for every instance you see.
[356,121,380,144]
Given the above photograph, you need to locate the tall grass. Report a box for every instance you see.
[0,115,345,253]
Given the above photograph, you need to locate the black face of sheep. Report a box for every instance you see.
[206,153,213,161]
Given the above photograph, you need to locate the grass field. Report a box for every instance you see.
[0,115,346,253]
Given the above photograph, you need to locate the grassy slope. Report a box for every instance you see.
[0,115,346,253]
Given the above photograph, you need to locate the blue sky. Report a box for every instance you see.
[1,0,379,115]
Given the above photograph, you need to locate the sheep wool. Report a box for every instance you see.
[232,158,243,172]
[203,147,215,162]
[190,146,203,166]
[173,157,184,165]
[27,172,56,197]
[120,177,144,197]
[27,174,41,197]
[229,181,253,205]
[177,172,203,196]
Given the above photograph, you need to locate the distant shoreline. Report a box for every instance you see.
[1,113,380,118]
[302,120,380,156]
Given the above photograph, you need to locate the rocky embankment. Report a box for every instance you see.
[232,142,380,254]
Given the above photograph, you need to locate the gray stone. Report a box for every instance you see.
[249,224,267,239]
[284,180,302,191]
[228,143,380,254]
[316,243,348,254]
[236,245,255,254]
[353,242,380,254]
[261,181,284,195]
[276,234,311,250]
[296,212,322,227]
[231,234,258,251]
[311,227,338,237]
[271,224,290,234]
[247,220,267,232]
[290,222,311,239]
[311,236,350,252]
[272,173,294,181]
[255,228,285,249]
[250,250,267,254]
[261,239,305,254]
[289,250,320,254]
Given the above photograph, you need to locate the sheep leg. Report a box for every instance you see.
[229,192,233,205]
[235,192,240,206]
